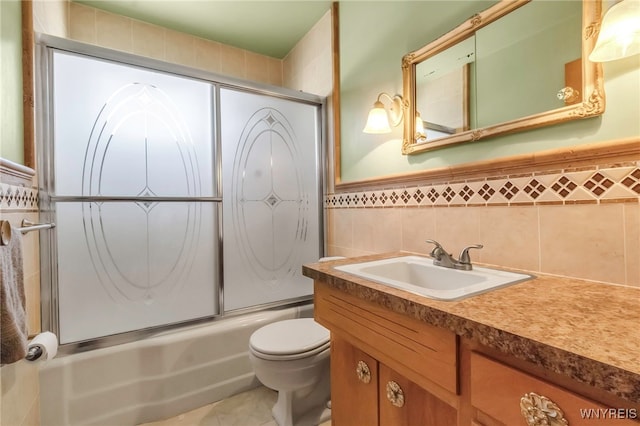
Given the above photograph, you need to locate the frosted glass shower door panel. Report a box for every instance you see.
[56,202,218,344]
[50,49,219,343]
[52,50,214,197]
[220,88,321,311]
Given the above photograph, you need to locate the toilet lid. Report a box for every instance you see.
[249,318,330,356]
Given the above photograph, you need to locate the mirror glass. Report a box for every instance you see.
[415,36,474,141]
[403,0,605,155]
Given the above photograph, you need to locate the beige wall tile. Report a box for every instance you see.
[267,57,283,86]
[165,29,195,68]
[24,272,41,336]
[245,51,269,84]
[324,207,335,254]
[96,10,132,53]
[132,21,165,61]
[312,48,333,97]
[401,207,436,255]
[329,208,353,251]
[372,208,402,253]
[539,204,626,284]
[283,57,294,87]
[69,2,96,44]
[283,10,332,96]
[433,206,480,259]
[327,246,373,258]
[351,208,377,254]
[478,206,540,272]
[194,38,221,74]
[624,202,639,286]
[327,199,638,285]
[32,0,68,37]
[220,44,245,79]
[60,0,332,95]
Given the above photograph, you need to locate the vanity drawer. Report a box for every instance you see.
[314,281,458,396]
[470,353,638,425]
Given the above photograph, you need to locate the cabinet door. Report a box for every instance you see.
[379,363,457,426]
[471,353,639,426]
[331,336,379,426]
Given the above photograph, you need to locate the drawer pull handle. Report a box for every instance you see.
[520,392,568,426]
[356,360,371,384]
[386,380,405,407]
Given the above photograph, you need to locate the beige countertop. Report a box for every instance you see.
[302,252,640,403]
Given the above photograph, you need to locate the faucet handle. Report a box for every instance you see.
[425,239,446,258]
[425,239,443,250]
[459,244,483,264]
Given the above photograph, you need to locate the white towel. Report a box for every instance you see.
[1,225,28,364]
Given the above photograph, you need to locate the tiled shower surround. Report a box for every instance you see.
[326,161,640,287]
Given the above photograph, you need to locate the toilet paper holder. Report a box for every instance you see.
[25,345,43,361]
[25,331,58,362]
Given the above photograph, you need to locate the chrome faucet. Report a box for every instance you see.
[425,239,483,271]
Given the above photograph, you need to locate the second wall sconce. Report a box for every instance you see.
[363,92,404,134]
[589,0,640,62]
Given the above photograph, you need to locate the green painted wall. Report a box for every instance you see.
[0,0,24,164]
[339,1,640,183]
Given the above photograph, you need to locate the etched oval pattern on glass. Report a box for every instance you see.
[81,83,201,303]
[231,108,308,287]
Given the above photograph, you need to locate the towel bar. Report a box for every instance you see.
[0,219,56,246]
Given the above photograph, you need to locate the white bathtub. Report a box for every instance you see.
[39,304,313,425]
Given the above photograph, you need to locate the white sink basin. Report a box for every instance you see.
[334,256,533,301]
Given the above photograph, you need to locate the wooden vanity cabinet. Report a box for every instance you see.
[314,279,638,426]
[330,335,457,426]
[314,281,459,426]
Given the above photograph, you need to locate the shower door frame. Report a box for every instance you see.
[35,34,327,353]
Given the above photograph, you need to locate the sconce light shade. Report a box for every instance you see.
[589,0,640,62]
[363,101,392,133]
[363,93,404,134]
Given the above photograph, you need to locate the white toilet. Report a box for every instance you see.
[249,318,331,426]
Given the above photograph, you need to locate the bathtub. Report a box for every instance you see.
[39,304,313,425]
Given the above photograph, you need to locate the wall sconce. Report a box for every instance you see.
[362,92,404,134]
[589,0,640,62]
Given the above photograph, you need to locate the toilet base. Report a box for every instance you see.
[272,392,331,426]
[270,366,331,426]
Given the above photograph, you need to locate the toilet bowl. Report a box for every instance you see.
[249,318,331,426]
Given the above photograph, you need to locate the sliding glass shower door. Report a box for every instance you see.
[40,39,324,348]
[49,50,219,344]
[220,89,322,311]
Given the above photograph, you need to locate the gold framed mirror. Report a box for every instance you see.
[401,0,605,155]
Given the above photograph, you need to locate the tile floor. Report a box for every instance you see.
[140,386,332,426]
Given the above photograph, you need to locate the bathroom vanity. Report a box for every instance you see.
[303,252,640,426]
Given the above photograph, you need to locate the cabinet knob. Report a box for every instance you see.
[386,380,405,407]
[356,360,371,384]
[520,392,568,426]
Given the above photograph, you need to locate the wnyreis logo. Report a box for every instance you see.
[579,408,638,420]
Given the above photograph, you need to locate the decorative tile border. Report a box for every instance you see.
[0,182,39,211]
[326,163,640,208]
